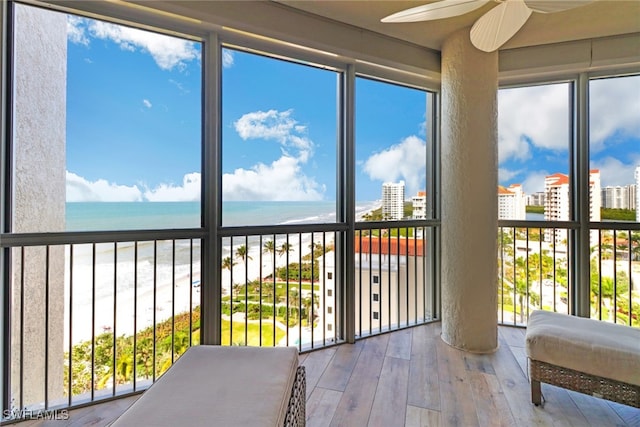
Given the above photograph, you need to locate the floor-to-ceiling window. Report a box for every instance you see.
[219,47,341,348]
[354,76,436,336]
[588,74,640,326]
[4,2,204,412]
[497,82,573,324]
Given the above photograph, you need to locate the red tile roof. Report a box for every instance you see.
[355,236,425,256]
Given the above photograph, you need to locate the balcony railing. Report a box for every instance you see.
[1,221,438,421]
[498,220,640,328]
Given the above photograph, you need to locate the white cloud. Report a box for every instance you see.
[67,16,89,46]
[226,109,323,200]
[223,156,323,201]
[498,167,523,183]
[234,109,310,148]
[67,17,199,71]
[362,135,426,196]
[591,156,640,187]
[144,173,201,201]
[222,49,234,68]
[498,84,569,162]
[590,76,640,150]
[521,170,550,194]
[66,171,143,202]
[143,99,152,108]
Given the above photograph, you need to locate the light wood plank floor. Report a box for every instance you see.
[12,323,640,426]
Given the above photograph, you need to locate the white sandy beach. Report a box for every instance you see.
[62,232,331,347]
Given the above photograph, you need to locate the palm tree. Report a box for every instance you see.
[222,256,236,271]
[235,244,252,297]
[222,256,236,299]
[263,240,275,279]
[278,242,293,259]
[235,244,252,265]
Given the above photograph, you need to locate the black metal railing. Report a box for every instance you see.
[1,230,204,418]
[497,223,573,326]
[1,220,439,421]
[353,223,436,338]
[219,227,341,351]
[590,224,640,327]
[498,221,639,328]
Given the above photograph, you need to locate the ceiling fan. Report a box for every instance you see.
[381,0,595,52]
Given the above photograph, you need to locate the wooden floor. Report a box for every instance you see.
[13,323,640,426]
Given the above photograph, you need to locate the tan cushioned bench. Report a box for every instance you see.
[525,310,640,408]
[111,345,305,426]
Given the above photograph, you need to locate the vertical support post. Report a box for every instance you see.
[0,0,10,414]
[573,73,591,318]
[427,91,441,321]
[341,64,356,343]
[201,32,222,345]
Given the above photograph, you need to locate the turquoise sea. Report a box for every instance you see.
[66,201,380,231]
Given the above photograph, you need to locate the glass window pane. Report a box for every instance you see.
[589,75,640,223]
[221,49,338,226]
[588,75,639,326]
[498,83,571,222]
[355,77,430,222]
[12,5,202,232]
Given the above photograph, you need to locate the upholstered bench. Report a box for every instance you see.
[525,310,640,408]
[111,345,306,426]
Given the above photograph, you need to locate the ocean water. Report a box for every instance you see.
[66,201,380,231]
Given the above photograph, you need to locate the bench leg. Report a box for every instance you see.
[531,379,542,406]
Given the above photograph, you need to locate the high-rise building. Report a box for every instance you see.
[601,185,636,209]
[382,181,405,221]
[636,166,640,221]
[590,170,601,222]
[498,184,526,219]
[412,191,427,220]
[544,173,570,222]
[544,170,601,241]
[317,236,429,337]
[526,192,545,207]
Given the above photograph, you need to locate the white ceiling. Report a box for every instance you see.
[275,0,640,51]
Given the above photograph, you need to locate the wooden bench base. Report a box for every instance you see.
[530,359,640,408]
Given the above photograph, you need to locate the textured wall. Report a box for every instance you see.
[440,29,498,353]
[12,5,66,406]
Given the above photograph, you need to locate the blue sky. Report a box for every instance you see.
[498,78,640,194]
[65,15,428,203]
[64,13,638,204]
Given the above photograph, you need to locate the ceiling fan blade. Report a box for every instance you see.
[381,0,490,23]
[524,0,595,13]
[470,0,532,52]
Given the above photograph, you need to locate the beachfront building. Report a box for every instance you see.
[411,191,426,220]
[498,184,526,220]
[318,236,429,337]
[381,181,405,221]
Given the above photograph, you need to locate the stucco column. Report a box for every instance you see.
[12,5,66,405]
[440,28,498,353]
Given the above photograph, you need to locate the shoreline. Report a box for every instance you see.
[62,232,327,347]
[61,201,382,347]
